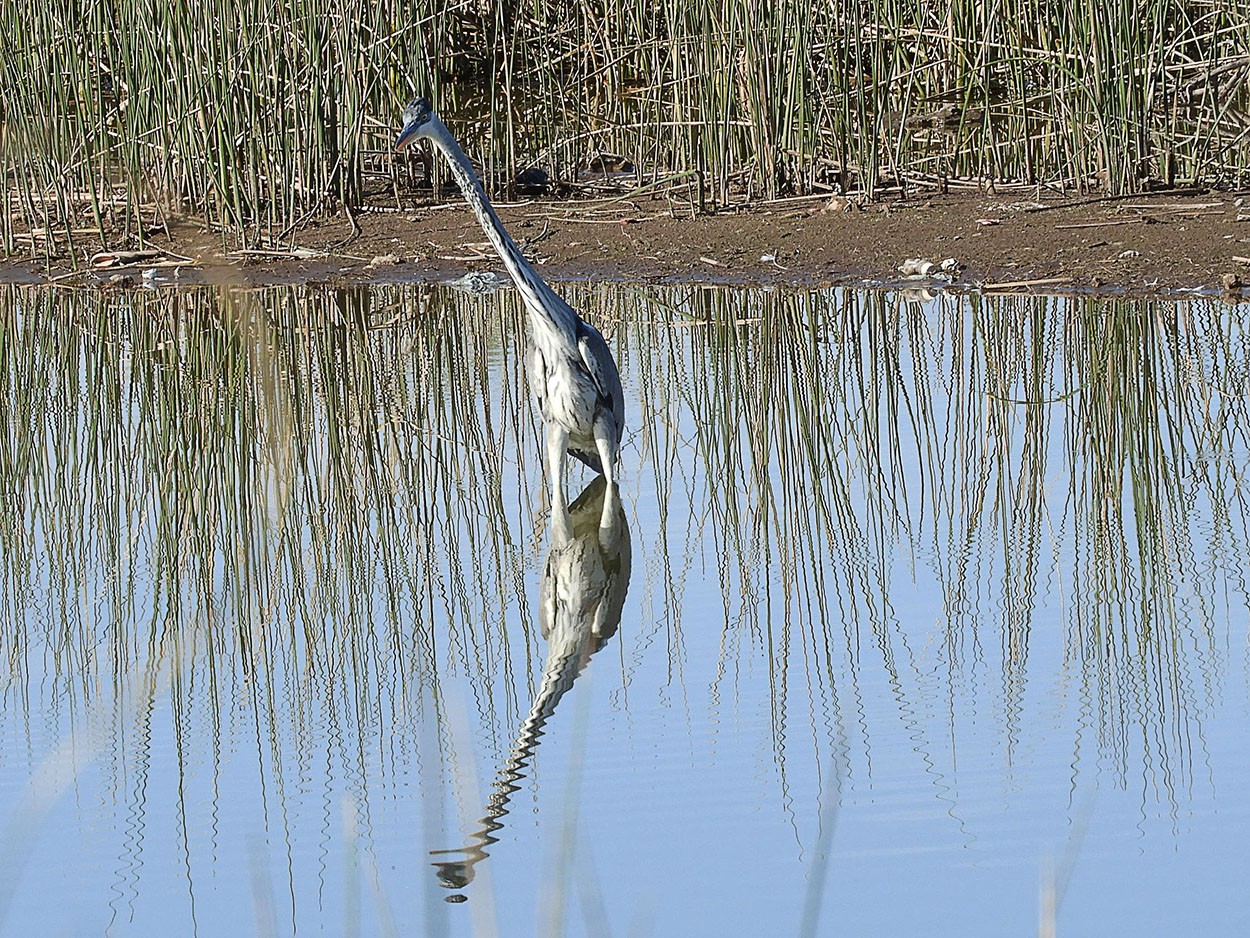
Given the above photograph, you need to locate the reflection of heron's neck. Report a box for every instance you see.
[484,630,592,823]
[423,119,579,345]
[429,620,594,888]
[492,618,597,813]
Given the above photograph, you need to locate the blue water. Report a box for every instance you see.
[1,282,1248,936]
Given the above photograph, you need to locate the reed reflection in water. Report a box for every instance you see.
[1,281,1249,936]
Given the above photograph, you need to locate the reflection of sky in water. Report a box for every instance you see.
[1,283,1249,936]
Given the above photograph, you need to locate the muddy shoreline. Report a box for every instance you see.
[6,190,1250,297]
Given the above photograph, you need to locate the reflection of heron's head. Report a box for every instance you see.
[395,97,435,150]
[431,857,474,889]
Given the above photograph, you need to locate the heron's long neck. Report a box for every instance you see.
[426,120,579,343]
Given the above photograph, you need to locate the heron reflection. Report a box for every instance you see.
[430,476,631,897]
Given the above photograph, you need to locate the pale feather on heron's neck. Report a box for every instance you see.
[422,116,580,344]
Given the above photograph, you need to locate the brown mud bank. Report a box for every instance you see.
[6,191,1250,296]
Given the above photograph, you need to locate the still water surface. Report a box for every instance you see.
[1,281,1249,936]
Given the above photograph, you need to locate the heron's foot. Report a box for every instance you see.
[545,423,570,521]
[591,430,620,532]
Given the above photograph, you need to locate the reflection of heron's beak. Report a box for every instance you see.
[395,119,422,151]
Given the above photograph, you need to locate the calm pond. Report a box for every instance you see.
[1,280,1249,936]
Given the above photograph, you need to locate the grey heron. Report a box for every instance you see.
[396,98,624,524]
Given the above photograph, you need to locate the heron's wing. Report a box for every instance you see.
[576,324,621,417]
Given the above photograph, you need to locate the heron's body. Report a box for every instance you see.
[396,99,623,520]
[526,320,619,473]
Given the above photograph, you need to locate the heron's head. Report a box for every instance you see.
[395,97,435,151]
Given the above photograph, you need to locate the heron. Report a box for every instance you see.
[395,98,624,524]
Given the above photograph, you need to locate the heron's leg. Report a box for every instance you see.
[545,422,570,516]
[593,427,619,529]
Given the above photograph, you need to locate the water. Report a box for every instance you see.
[1,281,1249,936]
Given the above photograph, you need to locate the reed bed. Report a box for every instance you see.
[3,0,1250,253]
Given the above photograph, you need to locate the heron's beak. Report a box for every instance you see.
[395,119,422,151]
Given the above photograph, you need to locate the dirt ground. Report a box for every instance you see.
[7,189,1250,296]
